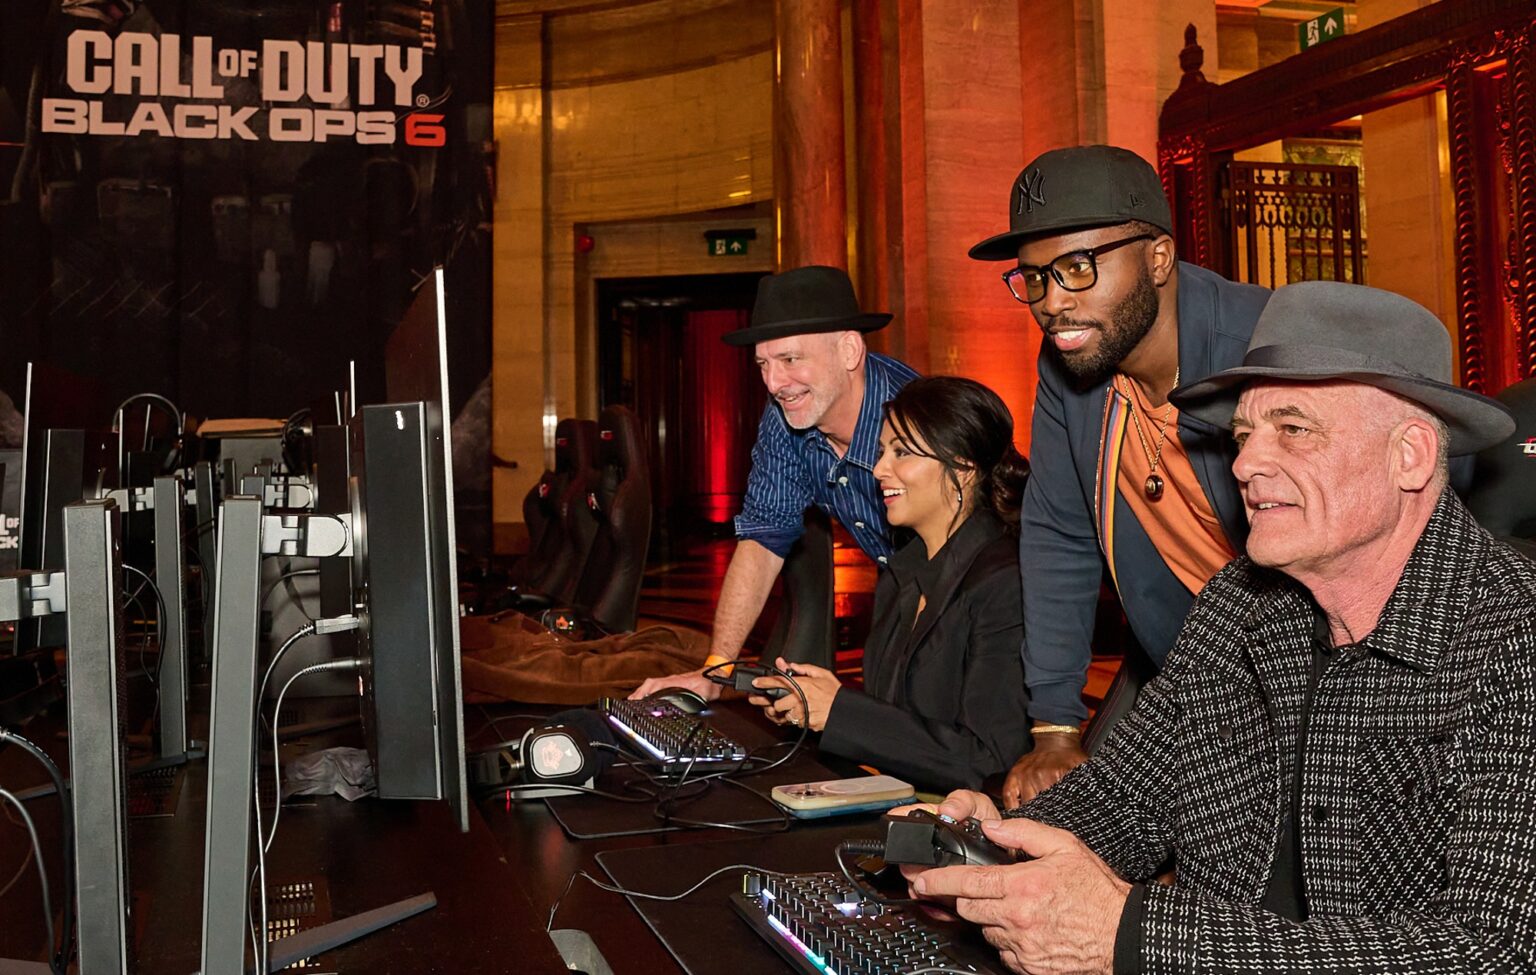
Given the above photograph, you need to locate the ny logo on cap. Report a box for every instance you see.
[1016,169,1046,214]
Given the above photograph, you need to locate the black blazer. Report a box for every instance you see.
[819,510,1029,793]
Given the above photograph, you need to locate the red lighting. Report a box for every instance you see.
[575,233,595,254]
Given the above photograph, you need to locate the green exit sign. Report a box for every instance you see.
[708,236,750,257]
[1300,7,1346,51]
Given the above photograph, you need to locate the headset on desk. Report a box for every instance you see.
[473,663,817,841]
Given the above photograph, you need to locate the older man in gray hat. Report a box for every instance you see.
[902,282,1536,973]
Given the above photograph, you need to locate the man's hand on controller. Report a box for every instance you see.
[629,668,723,702]
[895,791,1002,886]
[911,817,1128,975]
[1002,733,1089,809]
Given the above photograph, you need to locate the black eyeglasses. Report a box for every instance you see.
[1001,233,1155,304]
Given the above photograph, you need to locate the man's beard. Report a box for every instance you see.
[1055,266,1160,387]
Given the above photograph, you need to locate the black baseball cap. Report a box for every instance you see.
[968,145,1174,261]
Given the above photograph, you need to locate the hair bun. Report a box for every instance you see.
[989,447,1030,528]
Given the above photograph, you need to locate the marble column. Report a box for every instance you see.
[1358,0,1463,377]
[774,0,848,270]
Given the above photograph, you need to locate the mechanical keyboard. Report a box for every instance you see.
[729,870,1005,975]
[600,698,749,769]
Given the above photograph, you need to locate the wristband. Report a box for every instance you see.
[1031,723,1082,735]
[703,653,735,674]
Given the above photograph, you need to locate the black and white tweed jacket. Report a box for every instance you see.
[1018,490,1536,972]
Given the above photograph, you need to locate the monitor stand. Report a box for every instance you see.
[0,500,133,974]
[199,495,437,975]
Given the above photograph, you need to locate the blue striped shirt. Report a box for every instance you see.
[735,353,920,563]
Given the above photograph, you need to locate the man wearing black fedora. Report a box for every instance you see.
[905,282,1536,973]
[632,265,917,702]
[967,145,1270,806]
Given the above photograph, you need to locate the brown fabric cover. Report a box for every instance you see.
[460,613,711,705]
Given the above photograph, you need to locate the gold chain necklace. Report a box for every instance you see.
[1119,367,1179,501]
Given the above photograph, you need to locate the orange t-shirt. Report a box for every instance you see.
[1114,374,1236,595]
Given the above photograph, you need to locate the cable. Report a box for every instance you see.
[263,658,363,851]
[835,839,918,906]
[475,704,568,746]
[651,777,793,835]
[701,659,810,779]
[0,729,74,970]
[263,568,318,608]
[0,830,35,900]
[485,783,653,804]
[546,862,801,932]
[256,623,318,735]
[253,657,362,975]
[0,788,55,974]
[122,564,168,686]
[263,566,319,622]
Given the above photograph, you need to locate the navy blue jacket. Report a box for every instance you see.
[1022,262,1271,726]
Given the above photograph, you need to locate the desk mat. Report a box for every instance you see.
[546,706,839,839]
[596,821,887,975]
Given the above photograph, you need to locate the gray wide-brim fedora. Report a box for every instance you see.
[1169,280,1515,455]
[722,265,891,347]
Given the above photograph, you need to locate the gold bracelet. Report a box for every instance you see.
[1031,723,1082,735]
[703,653,735,673]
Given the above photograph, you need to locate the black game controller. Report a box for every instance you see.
[880,808,1020,867]
[713,662,792,701]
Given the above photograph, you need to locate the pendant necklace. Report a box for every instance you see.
[1121,368,1178,501]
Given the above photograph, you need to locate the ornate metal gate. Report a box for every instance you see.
[1222,162,1364,289]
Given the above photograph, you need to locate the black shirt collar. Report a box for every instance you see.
[887,509,1007,593]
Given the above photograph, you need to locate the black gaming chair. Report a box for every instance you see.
[511,468,560,590]
[542,418,601,604]
[1467,376,1536,558]
[762,506,837,670]
[509,418,601,605]
[570,405,653,632]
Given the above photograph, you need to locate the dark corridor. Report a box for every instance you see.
[597,272,767,544]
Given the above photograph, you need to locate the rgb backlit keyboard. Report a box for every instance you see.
[600,698,749,769]
[729,870,1004,975]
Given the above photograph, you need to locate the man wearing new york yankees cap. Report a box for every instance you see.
[969,145,1270,806]
[905,283,1536,973]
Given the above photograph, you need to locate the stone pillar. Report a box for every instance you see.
[491,16,547,550]
[1096,0,1218,164]
[774,0,848,270]
[1358,0,1462,376]
[851,0,889,326]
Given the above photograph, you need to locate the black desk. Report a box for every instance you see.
[0,699,570,975]
[471,699,926,975]
[1,695,945,975]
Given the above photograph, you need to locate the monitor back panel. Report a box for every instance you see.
[351,402,445,804]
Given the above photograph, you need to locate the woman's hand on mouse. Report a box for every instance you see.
[749,657,841,731]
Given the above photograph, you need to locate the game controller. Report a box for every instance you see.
[879,808,1020,867]
[709,662,792,700]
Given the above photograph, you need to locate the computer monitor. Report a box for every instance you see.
[199,273,466,972]
[351,266,468,831]
[61,499,133,973]
[16,364,115,654]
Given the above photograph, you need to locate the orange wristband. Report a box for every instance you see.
[703,653,735,674]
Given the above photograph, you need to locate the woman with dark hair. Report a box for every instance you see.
[749,376,1031,792]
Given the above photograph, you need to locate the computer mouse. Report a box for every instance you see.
[648,687,710,715]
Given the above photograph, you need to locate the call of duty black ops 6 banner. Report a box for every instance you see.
[0,0,495,561]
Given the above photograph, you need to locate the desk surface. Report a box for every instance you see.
[0,694,931,975]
